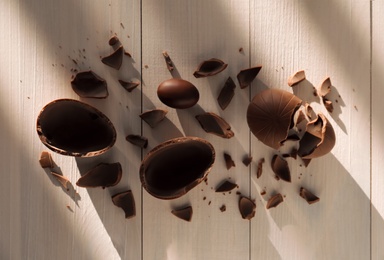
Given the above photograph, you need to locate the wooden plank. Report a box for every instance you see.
[0,0,142,259]
[250,0,371,259]
[141,1,251,259]
[372,1,384,259]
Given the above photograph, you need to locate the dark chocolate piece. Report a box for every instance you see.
[266,193,284,209]
[302,158,311,167]
[162,51,174,71]
[239,196,256,220]
[195,112,234,138]
[300,187,320,204]
[256,158,265,178]
[71,71,108,99]
[36,99,116,157]
[108,35,120,46]
[215,180,237,193]
[157,78,199,109]
[140,137,215,199]
[76,162,122,188]
[171,206,193,222]
[237,66,262,88]
[288,70,306,87]
[101,46,124,70]
[51,171,70,191]
[224,153,235,170]
[217,77,236,110]
[112,190,136,219]
[242,155,252,166]
[220,205,226,212]
[193,58,228,78]
[318,77,332,97]
[118,80,140,92]
[247,89,302,149]
[39,151,54,168]
[271,155,291,182]
[140,109,168,128]
[126,135,148,148]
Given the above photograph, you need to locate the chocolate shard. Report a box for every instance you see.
[242,155,252,166]
[288,70,306,87]
[300,187,320,204]
[247,89,302,149]
[140,109,168,128]
[195,112,234,138]
[193,58,228,78]
[126,134,148,148]
[220,205,226,212]
[118,80,140,92]
[101,46,124,70]
[76,162,122,188]
[323,97,334,113]
[239,196,256,220]
[302,158,311,167]
[71,71,108,98]
[237,66,262,89]
[256,158,265,178]
[39,151,54,168]
[271,155,291,182]
[318,77,332,97]
[157,78,199,109]
[108,35,120,46]
[266,193,284,209]
[51,171,70,191]
[215,180,238,192]
[112,190,136,219]
[171,206,193,222]
[224,153,235,169]
[217,77,236,110]
[162,51,174,71]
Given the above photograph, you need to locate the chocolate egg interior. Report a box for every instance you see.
[37,99,116,157]
[140,137,215,199]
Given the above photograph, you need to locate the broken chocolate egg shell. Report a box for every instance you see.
[271,155,291,182]
[318,77,332,97]
[237,66,262,89]
[224,153,235,169]
[247,89,302,150]
[71,71,108,99]
[140,109,168,128]
[101,45,124,70]
[140,137,215,199]
[217,77,236,110]
[76,162,122,188]
[266,193,284,209]
[172,206,193,222]
[300,187,320,204]
[215,180,238,193]
[298,113,336,159]
[193,58,228,78]
[239,196,256,220]
[157,78,199,109]
[195,112,234,138]
[288,70,306,87]
[126,134,148,148]
[36,99,116,157]
[118,80,140,92]
[112,190,136,219]
[39,151,54,168]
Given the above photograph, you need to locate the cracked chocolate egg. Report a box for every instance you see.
[247,89,302,149]
[140,137,215,199]
[157,78,199,109]
[36,99,116,157]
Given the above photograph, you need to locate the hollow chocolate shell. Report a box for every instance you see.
[247,89,302,149]
[195,112,234,138]
[193,58,228,78]
[36,99,116,157]
[76,162,122,188]
[237,66,262,89]
[101,45,124,70]
[239,196,256,220]
[140,137,215,199]
[157,78,199,109]
[71,71,108,98]
[112,190,136,219]
[171,206,193,222]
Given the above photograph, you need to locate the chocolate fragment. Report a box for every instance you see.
[112,190,136,219]
[288,70,306,87]
[101,46,124,70]
[39,151,54,168]
[247,89,302,149]
[217,77,236,110]
[71,71,108,98]
[195,112,234,138]
[36,99,116,157]
[224,153,235,169]
[140,109,168,128]
[318,77,332,97]
[126,135,148,148]
[193,58,228,78]
[237,66,262,89]
[171,206,193,222]
[299,187,320,204]
[157,78,199,109]
[215,180,237,192]
[108,35,120,46]
[239,197,256,220]
[242,156,252,166]
[266,193,284,209]
[140,137,215,199]
[302,158,311,167]
[271,155,291,182]
[323,97,334,113]
[260,190,266,196]
[256,158,265,178]
[220,205,226,212]
[118,80,140,92]
[76,162,122,188]
[51,171,70,191]
[162,51,174,71]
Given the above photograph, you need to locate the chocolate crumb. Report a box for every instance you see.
[203,196,206,200]
[260,190,266,196]
[120,22,125,29]
[208,201,211,205]
[220,205,226,212]
[239,47,243,52]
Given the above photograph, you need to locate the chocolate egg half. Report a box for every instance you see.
[36,99,116,157]
[140,137,215,199]
[157,78,199,109]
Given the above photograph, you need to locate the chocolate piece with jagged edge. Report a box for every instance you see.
[271,155,291,182]
[300,187,320,204]
[76,162,122,188]
[39,151,54,168]
[71,71,108,98]
[195,112,234,138]
[239,197,256,220]
[112,190,136,219]
[193,58,227,78]
[171,206,193,222]
[266,193,284,209]
[215,180,238,193]
[237,66,262,88]
[224,153,235,170]
[126,135,148,148]
[288,70,306,87]
[140,109,168,128]
[101,46,124,70]
[118,80,140,92]
[217,77,236,110]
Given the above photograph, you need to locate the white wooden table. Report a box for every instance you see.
[0,0,382,259]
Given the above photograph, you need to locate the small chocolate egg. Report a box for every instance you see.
[157,78,199,109]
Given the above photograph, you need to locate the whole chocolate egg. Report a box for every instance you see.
[157,78,199,109]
